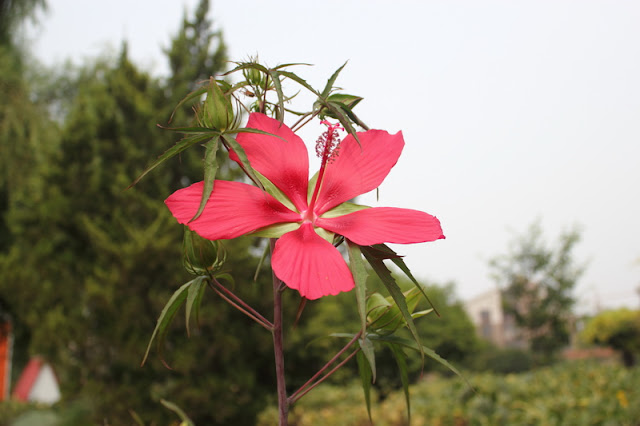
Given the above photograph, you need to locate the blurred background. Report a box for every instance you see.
[1,0,639,424]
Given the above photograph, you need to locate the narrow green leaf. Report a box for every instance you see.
[370,335,469,387]
[253,242,270,282]
[214,272,235,288]
[185,276,208,337]
[362,250,424,362]
[128,133,211,188]
[220,134,260,186]
[387,343,411,424]
[190,136,220,222]
[325,101,361,145]
[356,351,373,423]
[372,244,440,316]
[347,241,368,337]
[168,86,207,123]
[141,280,192,366]
[277,70,320,96]
[359,336,376,383]
[160,399,195,426]
[266,68,285,121]
[320,61,348,98]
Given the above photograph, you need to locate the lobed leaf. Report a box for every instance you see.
[320,61,348,98]
[387,343,411,424]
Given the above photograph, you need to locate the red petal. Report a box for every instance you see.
[272,223,355,300]
[314,130,405,214]
[233,113,309,211]
[165,181,300,240]
[316,207,445,246]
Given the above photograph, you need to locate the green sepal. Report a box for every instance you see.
[185,276,208,337]
[356,351,373,423]
[362,248,424,362]
[248,222,301,238]
[347,241,368,337]
[321,202,370,218]
[190,135,220,222]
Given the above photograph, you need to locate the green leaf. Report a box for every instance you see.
[160,399,195,426]
[128,133,211,188]
[362,249,424,362]
[320,61,348,98]
[278,70,320,96]
[347,241,368,337]
[220,134,260,187]
[265,68,285,121]
[185,276,208,337]
[356,351,373,423]
[253,242,270,282]
[387,343,411,424]
[371,244,440,316]
[141,280,192,366]
[369,335,469,387]
[359,336,376,383]
[190,135,220,222]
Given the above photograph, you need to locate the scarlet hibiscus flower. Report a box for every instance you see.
[165,113,444,299]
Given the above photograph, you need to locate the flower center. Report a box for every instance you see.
[307,121,343,215]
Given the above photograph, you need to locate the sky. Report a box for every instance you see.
[25,1,640,312]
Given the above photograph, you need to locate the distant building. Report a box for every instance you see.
[463,288,525,348]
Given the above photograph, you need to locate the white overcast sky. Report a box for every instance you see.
[26,1,640,312]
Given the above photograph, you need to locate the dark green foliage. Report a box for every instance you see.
[490,222,584,364]
[581,308,640,367]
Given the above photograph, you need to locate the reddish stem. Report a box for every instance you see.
[270,238,289,425]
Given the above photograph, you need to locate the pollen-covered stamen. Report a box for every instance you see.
[315,120,344,163]
[308,120,344,215]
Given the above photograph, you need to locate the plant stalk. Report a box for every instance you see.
[270,238,288,425]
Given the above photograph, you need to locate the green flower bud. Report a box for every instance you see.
[183,228,226,275]
[201,77,234,131]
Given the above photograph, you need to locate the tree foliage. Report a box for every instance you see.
[490,222,584,363]
[581,308,640,367]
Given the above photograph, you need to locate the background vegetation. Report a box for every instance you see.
[1,1,636,425]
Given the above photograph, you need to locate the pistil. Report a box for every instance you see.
[307,121,343,216]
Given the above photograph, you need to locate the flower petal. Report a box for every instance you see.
[316,207,445,246]
[314,130,405,214]
[233,113,309,211]
[272,223,354,300]
[165,181,300,240]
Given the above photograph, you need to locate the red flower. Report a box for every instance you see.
[165,113,444,299]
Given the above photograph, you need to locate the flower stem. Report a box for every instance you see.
[207,278,273,331]
[270,238,289,426]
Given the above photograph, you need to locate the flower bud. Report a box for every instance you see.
[183,228,226,275]
[201,77,234,131]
